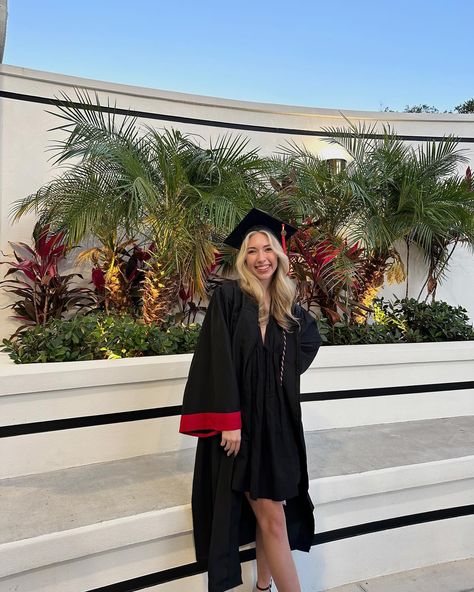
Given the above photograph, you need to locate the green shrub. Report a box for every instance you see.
[3,297,472,363]
[2,314,201,364]
[318,318,402,345]
[316,297,474,345]
[373,298,474,342]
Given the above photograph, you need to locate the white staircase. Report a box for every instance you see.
[0,343,473,591]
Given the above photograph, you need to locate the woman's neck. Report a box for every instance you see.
[261,285,271,312]
[259,275,273,294]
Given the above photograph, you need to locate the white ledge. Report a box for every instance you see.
[313,455,474,503]
[1,342,473,397]
[0,505,192,579]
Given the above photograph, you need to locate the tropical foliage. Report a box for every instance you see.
[4,296,472,363]
[0,225,94,332]
[266,126,474,322]
[2,92,474,354]
[289,225,366,323]
[11,91,268,303]
[316,297,474,345]
[2,314,201,363]
[372,297,474,342]
[321,120,474,312]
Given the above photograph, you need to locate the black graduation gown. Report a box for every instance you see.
[179,280,322,592]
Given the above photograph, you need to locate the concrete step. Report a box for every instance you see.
[1,416,473,591]
[1,415,473,546]
[324,556,474,592]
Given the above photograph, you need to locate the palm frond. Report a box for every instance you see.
[48,89,140,165]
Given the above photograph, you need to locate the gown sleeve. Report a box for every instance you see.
[296,306,322,374]
[179,285,241,437]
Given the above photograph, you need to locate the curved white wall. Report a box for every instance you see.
[1,64,474,338]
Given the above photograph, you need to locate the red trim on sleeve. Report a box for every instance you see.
[179,411,241,438]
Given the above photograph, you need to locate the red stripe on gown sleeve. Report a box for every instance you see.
[179,411,241,437]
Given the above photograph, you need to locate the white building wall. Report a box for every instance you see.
[1,64,474,338]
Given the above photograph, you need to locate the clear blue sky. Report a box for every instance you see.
[4,0,474,112]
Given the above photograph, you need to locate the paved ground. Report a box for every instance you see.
[1,415,473,545]
[324,557,474,592]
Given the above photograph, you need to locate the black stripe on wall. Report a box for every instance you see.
[1,380,473,438]
[0,405,183,438]
[2,90,474,143]
[299,379,474,402]
[86,503,474,591]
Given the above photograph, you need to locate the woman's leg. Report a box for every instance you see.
[255,520,272,588]
[245,493,301,592]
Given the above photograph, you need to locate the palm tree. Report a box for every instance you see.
[322,120,473,313]
[11,90,268,307]
[415,170,474,302]
[266,143,366,322]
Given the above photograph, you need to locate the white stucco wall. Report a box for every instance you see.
[1,64,473,338]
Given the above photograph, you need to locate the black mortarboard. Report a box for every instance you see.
[223,208,297,250]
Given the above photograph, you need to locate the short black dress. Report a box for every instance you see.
[231,315,302,502]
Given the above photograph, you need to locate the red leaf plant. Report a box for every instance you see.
[175,252,224,325]
[465,166,472,191]
[289,224,366,324]
[0,225,95,333]
[83,241,155,315]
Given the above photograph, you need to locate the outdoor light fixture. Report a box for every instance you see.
[325,158,347,174]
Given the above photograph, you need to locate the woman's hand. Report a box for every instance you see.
[221,429,241,457]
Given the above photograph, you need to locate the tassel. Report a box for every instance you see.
[281,223,287,252]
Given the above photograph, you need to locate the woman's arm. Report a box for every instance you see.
[296,306,322,374]
[179,284,241,437]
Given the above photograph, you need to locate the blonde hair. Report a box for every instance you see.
[235,230,297,331]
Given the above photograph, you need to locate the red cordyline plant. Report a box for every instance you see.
[80,240,154,315]
[0,225,95,332]
[289,222,367,324]
[175,252,224,325]
[465,166,472,192]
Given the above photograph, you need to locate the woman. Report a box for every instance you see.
[179,209,322,592]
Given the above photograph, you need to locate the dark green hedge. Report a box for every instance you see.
[2,314,201,363]
[319,298,474,345]
[2,298,473,364]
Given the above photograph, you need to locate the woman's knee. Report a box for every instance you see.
[252,501,287,539]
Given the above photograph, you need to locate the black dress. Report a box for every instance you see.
[179,280,321,592]
[232,314,302,501]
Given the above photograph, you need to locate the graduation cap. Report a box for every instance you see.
[223,208,297,251]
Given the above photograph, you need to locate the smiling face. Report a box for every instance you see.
[245,231,278,285]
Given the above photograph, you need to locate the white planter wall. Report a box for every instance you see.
[1,342,473,479]
[2,514,473,592]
